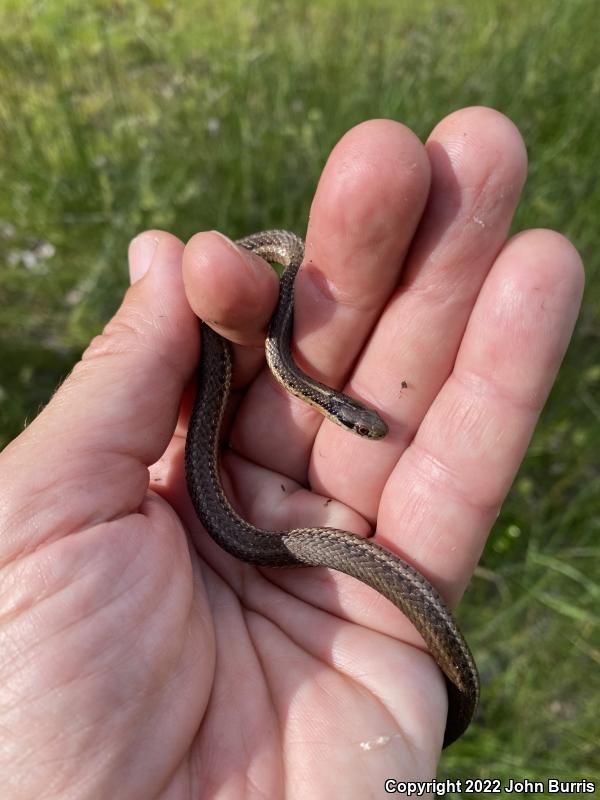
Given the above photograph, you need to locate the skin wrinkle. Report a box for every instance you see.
[242,611,287,800]
[0,461,145,567]
[413,215,498,295]
[402,215,512,319]
[0,561,142,690]
[246,611,398,767]
[399,287,479,360]
[0,541,114,624]
[84,308,158,358]
[453,366,544,417]
[344,667,425,768]
[431,381,501,448]
[240,561,365,635]
[148,767,187,800]
[82,329,191,389]
[243,774,277,800]
[407,438,502,518]
[0,471,66,552]
[301,263,387,313]
[265,485,356,535]
[198,583,279,799]
[220,451,310,529]
[61,459,147,528]
[249,611,428,787]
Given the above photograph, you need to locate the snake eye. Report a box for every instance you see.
[356,425,371,437]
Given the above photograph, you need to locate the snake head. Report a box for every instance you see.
[331,398,388,440]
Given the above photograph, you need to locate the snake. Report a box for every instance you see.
[184,229,479,748]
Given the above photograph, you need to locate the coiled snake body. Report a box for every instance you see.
[185,230,479,747]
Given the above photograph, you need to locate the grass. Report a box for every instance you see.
[1,0,599,792]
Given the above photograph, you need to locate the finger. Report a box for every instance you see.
[235,119,432,481]
[377,229,584,604]
[0,232,197,561]
[311,107,529,521]
[182,230,280,388]
[154,230,283,522]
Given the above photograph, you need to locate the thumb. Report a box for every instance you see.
[0,231,199,561]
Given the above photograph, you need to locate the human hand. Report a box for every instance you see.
[0,109,583,799]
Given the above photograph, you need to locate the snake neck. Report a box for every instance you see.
[265,262,387,439]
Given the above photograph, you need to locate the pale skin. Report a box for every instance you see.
[0,108,584,799]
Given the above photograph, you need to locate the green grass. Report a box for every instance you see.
[1,0,599,792]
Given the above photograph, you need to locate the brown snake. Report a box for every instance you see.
[184,229,479,748]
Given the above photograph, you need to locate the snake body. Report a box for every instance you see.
[184,229,479,747]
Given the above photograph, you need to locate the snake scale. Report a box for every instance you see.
[184,229,479,748]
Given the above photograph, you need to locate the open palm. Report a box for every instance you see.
[0,109,583,799]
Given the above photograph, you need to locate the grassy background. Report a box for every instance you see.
[1,0,598,793]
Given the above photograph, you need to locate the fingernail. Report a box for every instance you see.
[129,234,159,283]
[210,230,271,275]
[209,230,240,252]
